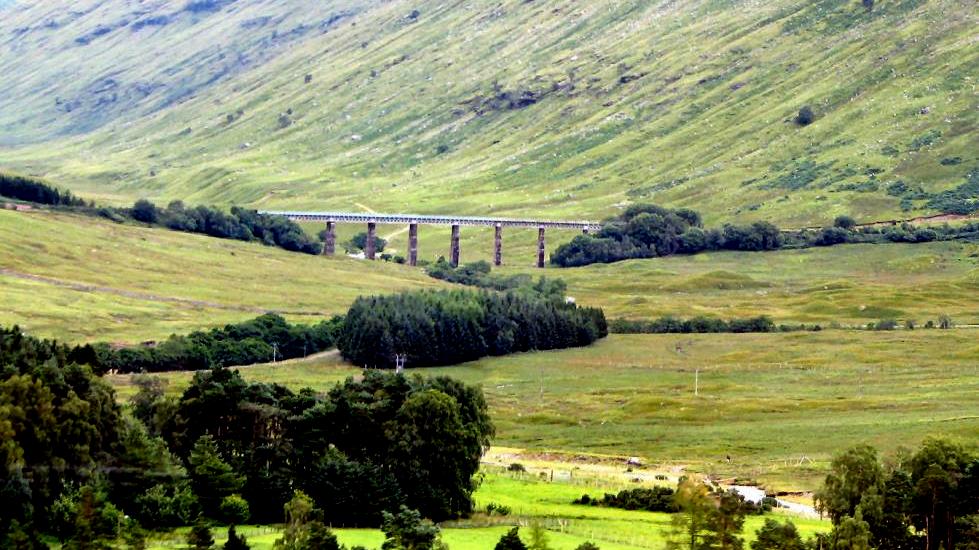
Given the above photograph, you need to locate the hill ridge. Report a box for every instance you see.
[0,0,976,225]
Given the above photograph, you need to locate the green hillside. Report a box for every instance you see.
[0,209,443,342]
[0,0,976,224]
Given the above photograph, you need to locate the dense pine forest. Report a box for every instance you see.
[338,289,608,369]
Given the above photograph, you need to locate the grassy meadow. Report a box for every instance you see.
[0,209,444,343]
[6,207,979,345]
[520,240,979,325]
[109,331,979,491]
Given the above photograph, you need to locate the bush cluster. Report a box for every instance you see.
[552,204,782,267]
[610,316,778,334]
[553,203,979,268]
[94,313,343,374]
[122,199,321,254]
[338,289,607,368]
[426,259,569,300]
[574,487,678,512]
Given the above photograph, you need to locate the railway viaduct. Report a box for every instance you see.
[260,211,601,268]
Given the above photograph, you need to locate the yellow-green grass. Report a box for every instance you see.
[507,240,979,325]
[0,209,444,343]
[140,470,829,550]
[109,331,979,491]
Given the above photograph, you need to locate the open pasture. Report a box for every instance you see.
[110,331,979,491]
[0,209,443,342]
[515,240,979,325]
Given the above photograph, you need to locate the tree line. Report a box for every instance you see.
[426,259,570,300]
[1,326,493,547]
[552,204,782,267]
[0,172,87,207]
[94,313,342,374]
[124,199,321,254]
[0,172,321,255]
[338,288,608,368]
[552,205,979,268]
[610,316,785,334]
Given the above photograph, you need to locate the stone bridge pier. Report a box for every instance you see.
[265,211,600,269]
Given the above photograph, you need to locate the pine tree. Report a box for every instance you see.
[187,519,215,550]
[223,526,250,550]
[494,527,527,550]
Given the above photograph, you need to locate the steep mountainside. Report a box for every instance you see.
[0,0,976,225]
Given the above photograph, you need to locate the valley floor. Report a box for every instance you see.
[108,331,979,492]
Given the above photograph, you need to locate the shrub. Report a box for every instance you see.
[348,232,386,254]
[874,319,898,331]
[751,519,805,550]
[508,463,527,473]
[795,106,814,126]
[815,227,850,246]
[219,495,250,525]
[834,215,857,229]
[486,502,511,516]
[223,525,250,550]
[574,487,677,513]
[187,519,214,550]
[131,199,160,223]
[495,527,528,550]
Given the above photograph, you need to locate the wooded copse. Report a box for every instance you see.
[814,441,978,550]
[551,204,979,267]
[0,172,87,207]
[95,313,343,374]
[338,289,608,368]
[0,327,493,547]
[0,173,321,255]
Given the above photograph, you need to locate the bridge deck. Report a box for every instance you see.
[261,211,600,230]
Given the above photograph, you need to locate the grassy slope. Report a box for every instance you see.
[109,331,979,491]
[525,240,979,324]
[1,0,976,224]
[0,209,443,342]
[4,206,978,342]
